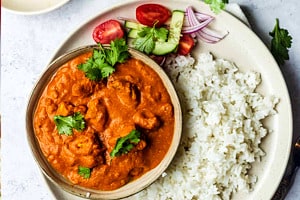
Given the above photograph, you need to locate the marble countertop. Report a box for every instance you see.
[1,0,299,199]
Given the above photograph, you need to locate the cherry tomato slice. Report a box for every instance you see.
[92,20,124,44]
[136,4,171,27]
[177,34,195,55]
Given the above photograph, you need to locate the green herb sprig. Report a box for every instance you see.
[78,38,130,81]
[133,25,168,54]
[54,112,85,135]
[269,18,292,65]
[204,0,228,14]
[78,166,91,179]
[110,130,141,158]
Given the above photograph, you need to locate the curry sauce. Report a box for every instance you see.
[33,52,174,190]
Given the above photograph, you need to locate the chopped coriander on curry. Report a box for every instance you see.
[110,130,141,158]
[78,166,91,179]
[78,38,130,81]
[54,112,85,135]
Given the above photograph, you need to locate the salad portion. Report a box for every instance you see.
[92,4,227,61]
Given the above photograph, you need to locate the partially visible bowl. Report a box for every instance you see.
[26,45,182,199]
[2,0,70,15]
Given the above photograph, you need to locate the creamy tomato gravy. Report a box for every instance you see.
[33,52,174,190]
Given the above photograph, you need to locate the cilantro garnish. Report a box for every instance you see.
[78,166,91,179]
[78,38,130,81]
[204,0,228,14]
[269,18,292,65]
[133,25,168,54]
[110,130,141,158]
[54,112,85,135]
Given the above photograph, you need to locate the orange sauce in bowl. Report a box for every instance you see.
[33,52,174,190]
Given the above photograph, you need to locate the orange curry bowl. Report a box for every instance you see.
[26,45,182,199]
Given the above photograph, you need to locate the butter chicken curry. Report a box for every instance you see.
[33,50,175,190]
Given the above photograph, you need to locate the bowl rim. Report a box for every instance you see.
[1,0,70,15]
[25,45,182,199]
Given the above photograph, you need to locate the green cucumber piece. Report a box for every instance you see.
[152,42,178,55]
[167,10,185,44]
[128,29,139,38]
[124,21,145,30]
[152,10,185,55]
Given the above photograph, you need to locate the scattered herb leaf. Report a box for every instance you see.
[204,0,228,14]
[54,112,85,135]
[110,130,141,158]
[133,24,168,54]
[269,18,292,65]
[107,38,130,66]
[78,166,91,179]
[78,38,130,81]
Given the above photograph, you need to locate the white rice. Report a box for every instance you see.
[132,53,279,200]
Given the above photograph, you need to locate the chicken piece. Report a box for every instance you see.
[144,85,162,102]
[129,167,144,177]
[60,145,76,166]
[64,128,105,168]
[158,103,174,117]
[74,105,87,115]
[78,155,98,168]
[133,109,160,130]
[44,98,57,116]
[56,102,73,116]
[135,140,147,151]
[108,79,139,108]
[85,99,108,132]
[69,134,94,155]
[71,80,93,97]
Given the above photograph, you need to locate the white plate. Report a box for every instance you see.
[2,0,70,15]
[42,0,293,199]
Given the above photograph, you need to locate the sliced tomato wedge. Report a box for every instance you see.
[177,34,195,55]
[136,4,171,27]
[92,19,124,44]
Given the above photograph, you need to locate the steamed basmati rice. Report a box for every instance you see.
[132,53,279,200]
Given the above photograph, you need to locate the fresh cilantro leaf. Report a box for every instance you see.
[154,27,168,41]
[78,50,104,81]
[107,38,130,66]
[78,166,91,179]
[110,130,141,158]
[204,0,228,14]
[134,34,155,54]
[133,25,168,54]
[78,38,129,81]
[101,66,115,77]
[269,18,292,65]
[86,68,103,81]
[54,112,85,135]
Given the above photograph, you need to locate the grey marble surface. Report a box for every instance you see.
[1,0,299,199]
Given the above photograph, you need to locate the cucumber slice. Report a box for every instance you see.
[128,29,139,38]
[152,10,185,55]
[168,10,185,44]
[124,21,145,30]
[152,42,178,55]
[127,38,135,48]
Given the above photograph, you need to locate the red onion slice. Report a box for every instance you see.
[185,6,227,43]
[182,17,214,34]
